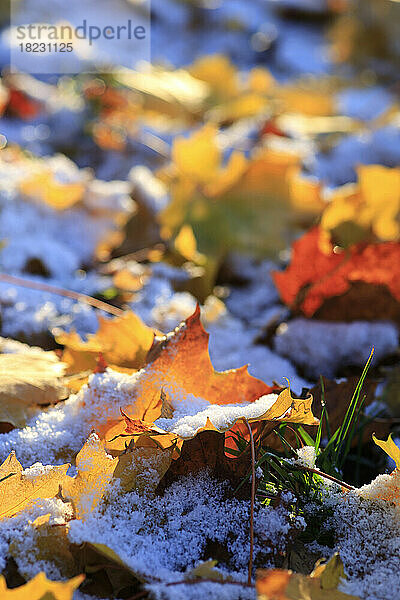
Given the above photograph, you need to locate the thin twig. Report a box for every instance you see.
[0,273,124,317]
[127,591,149,600]
[244,419,255,585]
[296,465,355,490]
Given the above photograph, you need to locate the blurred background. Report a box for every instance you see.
[0,0,399,402]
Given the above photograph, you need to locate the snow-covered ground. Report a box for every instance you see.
[0,1,400,599]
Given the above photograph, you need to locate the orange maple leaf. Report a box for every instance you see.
[104,305,276,452]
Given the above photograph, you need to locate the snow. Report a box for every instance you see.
[274,319,398,378]
[0,2,398,597]
[0,369,141,467]
[337,87,395,122]
[326,488,400,600]
[295,446,316,469]
[0,497,73,577]
[68,470,304,599]
[155,394,278,439]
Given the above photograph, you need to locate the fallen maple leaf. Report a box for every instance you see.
[0,572,84,599]
[62,433,118,519]
[273,226,400,322]
[0,352,68,427]
[158,126,321,295]
[0,451,69,519]
[62,433,172,518]
[372,433,400,470]
[103,307,317,480]
[56,310,155,377]
[256,553,359,600]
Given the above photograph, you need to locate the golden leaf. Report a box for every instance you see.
[0,353,68,427]
[373,433,400,470]
[256,554,359,600]
[189,54,239,99]
[320,165,400,247]
[56,310,155,376]
[0,572,84,599]
[62,434,118,519]
[19,170,84,210]
[158,126,316,298]
[0,452,69,519]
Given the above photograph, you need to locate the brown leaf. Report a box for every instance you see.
[104,308,317,460]
[71,541,142,598]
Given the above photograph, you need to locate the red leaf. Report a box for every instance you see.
[273,226,400,319]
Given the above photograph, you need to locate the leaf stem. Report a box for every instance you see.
[244,419,255,585]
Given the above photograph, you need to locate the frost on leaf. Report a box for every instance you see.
[62,434,118,520]
[0,452,69,519]
[273,226,400,323]
[0,572,84,599]
[104,305,282,452]
[103,308,317,480]
[62,434,172,518]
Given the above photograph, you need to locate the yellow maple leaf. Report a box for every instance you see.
[19,170,84,210]
[320,165,400,248]
[56,310,155,376]
[62,434,118,519]
[0,452,69,519]
[373,433,400,470]
[189,54,239,99]
[158,126,317,295]
[0,572,84,600]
